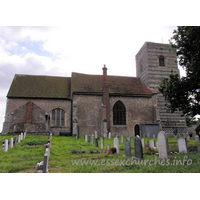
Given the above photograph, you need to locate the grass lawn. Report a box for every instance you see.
[0,134,200,173]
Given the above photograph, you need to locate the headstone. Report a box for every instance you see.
[95,138,98,147]
[21,132,23,140]
[178,137,188,153]
[101,138,104,149]
[14,136,17,146]
[125,138,131,157]
[121,135,124,143]
[87,135,90,143]
[76,126,80,139]
[147,132,150,138]
[141,138,145,148]
[18,135,21,143]
[9,138,13,149]
[24,132,26,139]
[104,130,107,138]
[85,135,88,142]
[195,135,200,143]
[197,144,200,153]
[157,131,169,159]
[134,136,143,159]
[95,131,97,138]
[187,135,190,142]
[153,134,156,139]
[108,132,111,139]
[92,135,94,145]
[3,139,8,152]
[150,139,155,148]
[114,136,119,154]
[107,144,110,150]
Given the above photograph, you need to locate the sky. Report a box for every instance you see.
[0,0,196,132]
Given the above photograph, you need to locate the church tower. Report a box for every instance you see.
[136,42,186,127]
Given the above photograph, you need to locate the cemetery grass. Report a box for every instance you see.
[0,135,200,173]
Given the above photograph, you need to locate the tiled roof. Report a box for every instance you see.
[7,74,71,99]
[71,72,154,96]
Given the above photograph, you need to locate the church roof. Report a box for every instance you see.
[7,74,71,99]
[71,72,154,96]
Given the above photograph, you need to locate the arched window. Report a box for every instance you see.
[52,108,65,126]
[113,101,126,125]
[159,55,165,66]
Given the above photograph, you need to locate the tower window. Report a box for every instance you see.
[159,55,165,66]
[52,108,65,126]
[113,100,126,125]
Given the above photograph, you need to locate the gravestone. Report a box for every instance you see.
[104,130,107,138]
[95,138,98,147]
[195,135,200,143]
[107,144,110,150]
[187,135,190,142]
[141,138,145,148]
[14,136,17,146]
[157,131,169,159]
[18,135,21,143]
[24,132,26,139]
[153,134,156,139]
[92,135,94,145]
[125,138,131,157]
[147,132,150,138]
[9,138,13,149]
[121,135,124,143]
[134,136,143,159]
[21,132,23,140]
[150,139,155,148]
[114,136,119,154]
[85,135,88,142]
[76,126,80,139]
[3,139,8,152]
[95,131,97,138]
[178,137,188,153]
[197,144,200,153]
[101,138,104,149]
[108,132,111,139]
[87,135,90,143]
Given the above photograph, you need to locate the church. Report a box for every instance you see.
[2,42,187,137]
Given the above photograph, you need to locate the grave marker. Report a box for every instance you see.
[125,138,131,157]
[3,139,8,152]
[21,132,23,140]
[108,132,111,139]
[101,138,104,149]
[195,135,200,143]
[141,138,145,148]
[114,136,119,154]
[134,136,143,159]
[121,135,124,143]
[24,132,26,139]
[14,136,17,146]
[9,138,13,149]
[150,139,155,148]
[157,131,169,159]
[147,132,150,138]
[178,137,188,153]
[107,144,110,150]
[95,138,98,147]
[87,135,90,143]
[18,135,21,143]
[92,135,94,145]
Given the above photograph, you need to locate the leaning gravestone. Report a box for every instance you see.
[141,138,145,148]
[95,138,98,147]
[150,139,155,148]
[101,138,104,149]
[157,131,169,159]
[195,135,200,143]
[121,135,124,143]
[125,138,131,157]
[178,137,188,153]
[134,136,143,159]
[114,136,120,154]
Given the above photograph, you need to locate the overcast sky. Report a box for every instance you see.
[0,0,196,132]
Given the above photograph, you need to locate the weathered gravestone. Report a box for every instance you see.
[108,132,111,139]
[114,136,119,154]
[92,135,94,145]
[121,135,124,143]
[95,138,98,147]
[134,136,143,159]
[107,144,110,150]
[141,138,145,148]
[3,139,8,152]
[87,135,90,143]
[125,138,131,157]
[157,131,169,159]
[195,135,200,143]
[101,138,104,149]
[85,135,88,142]
[21,132,23,140]
[150,139,155,148]
[24,132,26,139]
[178,137,188,153]
[153,134,156,139]
[14,136,17,146]
[18,135,21,143]
[9,138,13,149]
[95,131,98,138]
[147,132,150,138]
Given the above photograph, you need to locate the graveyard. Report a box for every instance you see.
[1,132,200,173]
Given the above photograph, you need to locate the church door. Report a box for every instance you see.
[135,124,140,136]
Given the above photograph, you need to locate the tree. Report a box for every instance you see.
[159,26,200,118]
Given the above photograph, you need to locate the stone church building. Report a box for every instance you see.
[2,42,187,136]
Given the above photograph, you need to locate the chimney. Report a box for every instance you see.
[102,64,108,85]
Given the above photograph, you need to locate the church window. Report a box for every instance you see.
[159,55,165,66]
[52,108,65,126]
[113,101,126,125]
